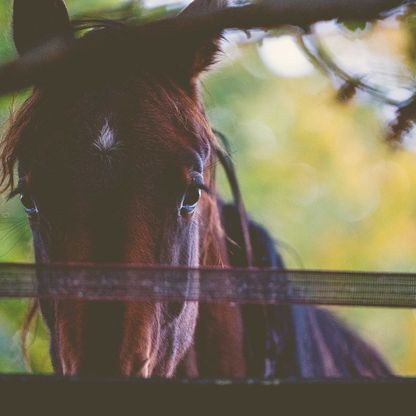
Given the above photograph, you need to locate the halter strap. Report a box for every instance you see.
[214,130,253,267]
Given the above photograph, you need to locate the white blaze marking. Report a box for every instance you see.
[93,120,116,152]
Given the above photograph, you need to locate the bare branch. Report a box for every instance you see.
[296,31,405,107]
[387,95,416,145]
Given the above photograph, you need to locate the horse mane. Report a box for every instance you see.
[0,90,40,193]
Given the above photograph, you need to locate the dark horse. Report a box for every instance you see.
[0,0,391,378]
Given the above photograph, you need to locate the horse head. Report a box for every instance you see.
[2,0,245,377]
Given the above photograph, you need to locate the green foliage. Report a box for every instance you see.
[339,20,371,34]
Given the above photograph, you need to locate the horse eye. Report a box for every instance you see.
[180,184,201,215]
[20,192,38,217]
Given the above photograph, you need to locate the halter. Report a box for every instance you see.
[214,130,253,268]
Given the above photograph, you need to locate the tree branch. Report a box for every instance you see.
[0,0,411,96]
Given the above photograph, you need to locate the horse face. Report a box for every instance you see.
[23,80,210,377]
[8,0,226,376]
[23,81,211,268]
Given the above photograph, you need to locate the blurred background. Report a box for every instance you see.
[1,0,416,375]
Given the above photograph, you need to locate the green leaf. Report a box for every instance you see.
[339,20,371,34]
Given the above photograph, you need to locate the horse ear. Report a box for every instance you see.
[12,0,72,55]
[177,0,228,85]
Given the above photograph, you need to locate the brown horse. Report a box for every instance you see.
[0,0,391,378]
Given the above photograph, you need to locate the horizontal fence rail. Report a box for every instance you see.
[0,263,415,307]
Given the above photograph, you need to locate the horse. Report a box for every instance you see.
[0,0,391,378]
